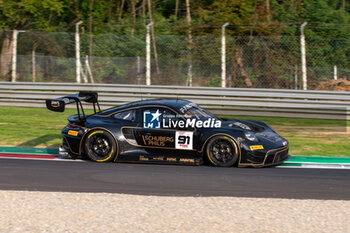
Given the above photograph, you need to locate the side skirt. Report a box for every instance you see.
[116,154,203,166]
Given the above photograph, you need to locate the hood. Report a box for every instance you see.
[223,119,286,144]
[223,119,266,133]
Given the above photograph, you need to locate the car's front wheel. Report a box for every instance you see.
[205,136,238,167]
[84,129,117,162]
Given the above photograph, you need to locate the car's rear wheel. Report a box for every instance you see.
[205,136,238,167]
[84,130,117,162]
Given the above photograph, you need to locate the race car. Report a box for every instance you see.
[46,92,289,167]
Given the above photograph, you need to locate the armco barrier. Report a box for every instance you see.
[0,82,349,120]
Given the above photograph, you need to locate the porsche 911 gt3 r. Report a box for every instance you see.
[46,92,289,167]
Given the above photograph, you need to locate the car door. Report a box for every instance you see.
[112,108,144,156]
[134,107,195,152]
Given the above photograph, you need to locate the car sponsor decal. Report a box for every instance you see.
[138,155,196,164]
[153,156,164,160]
[250,145,264,150]
[139,155,149,161]
[143,109,221,129]
[51,100,60,107]
[141,135,174,147]
[179,158,194,163]
[163,118,221,128]
[283,141,288,146]
[143,109,161,129]
[175,131,193,150]
[68,130,79,136]
[179,103,195,114]
[167,157,177,162]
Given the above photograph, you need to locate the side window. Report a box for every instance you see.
[114,109,135,122]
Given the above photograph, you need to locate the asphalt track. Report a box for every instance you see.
[0,158,349,200]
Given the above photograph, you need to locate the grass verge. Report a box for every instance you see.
[221,115,350,157]
[0,106,349,157]
[0,106,76,148]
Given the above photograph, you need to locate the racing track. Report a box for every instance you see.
[0,158,349,200]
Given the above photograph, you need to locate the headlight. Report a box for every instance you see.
[245,131,258,142]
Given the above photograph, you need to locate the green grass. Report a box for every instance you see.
[0,106,76,148]
[220,115,350,157]
[0,106,349,157]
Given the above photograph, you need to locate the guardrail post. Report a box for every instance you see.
[334,65,337,80]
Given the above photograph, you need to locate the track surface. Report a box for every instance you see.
[0,158,349,200]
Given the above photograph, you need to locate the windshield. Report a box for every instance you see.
[183,106,219,121]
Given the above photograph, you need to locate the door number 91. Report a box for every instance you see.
[175,131,193,150]
[178,135,190,145]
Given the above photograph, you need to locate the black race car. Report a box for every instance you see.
[46,92,289,167]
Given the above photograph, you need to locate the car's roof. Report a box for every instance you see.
[97,99,193,116]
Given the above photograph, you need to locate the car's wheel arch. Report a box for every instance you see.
[201,133,241,167]
[79,127,119,162]
[200,133,241,158]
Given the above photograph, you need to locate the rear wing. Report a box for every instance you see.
[46,91,101,121]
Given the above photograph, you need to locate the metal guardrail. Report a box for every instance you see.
[0,82,349,120]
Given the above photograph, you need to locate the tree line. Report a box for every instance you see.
[0,0,349,86]
[1,1,349,35]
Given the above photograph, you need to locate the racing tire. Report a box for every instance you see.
[84,129,118,162]
[205,136,238,167]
